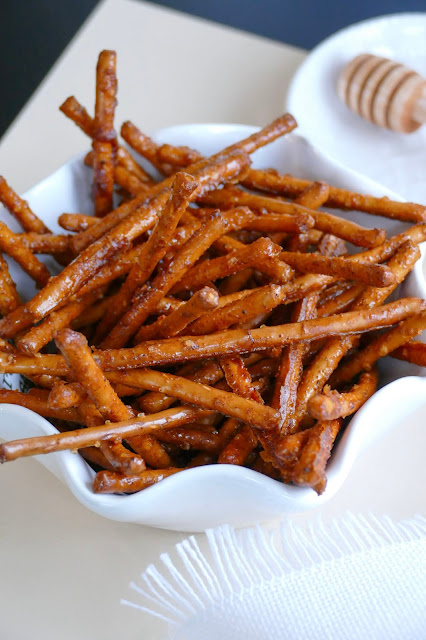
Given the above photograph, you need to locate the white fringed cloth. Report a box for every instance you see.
[122,513,426,639]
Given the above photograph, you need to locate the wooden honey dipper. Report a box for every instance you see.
[337,53,426,133]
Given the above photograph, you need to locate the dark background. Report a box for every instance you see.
[0,0,424,137]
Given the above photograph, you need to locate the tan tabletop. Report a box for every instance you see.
[0,2,424,639]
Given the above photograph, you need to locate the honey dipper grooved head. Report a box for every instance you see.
[337,53,426,133]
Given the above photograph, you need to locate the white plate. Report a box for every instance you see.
[287,13,426,204]
[0,123,425,531]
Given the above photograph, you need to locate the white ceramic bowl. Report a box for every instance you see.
[0,124,425,531]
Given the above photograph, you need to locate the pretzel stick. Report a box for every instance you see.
[54,328,151,474]
[391,341,426,367]
[104,369,280,429]
[76,399,146,475]
[171,237,291,293]
[291,418,343,493]
[317,284,365,317]
[92,50,117,216]
[116,147,156,185]
[308,368,379,421]
[243,170,426,223]
[59,96,94,136]
[55,330,170,469]
[0,254,21,315]
[184,284,290,336]
[58,214,100,232]
[102,206,254,348]
[95,172,198,341]
[95,297,425,370]
[17,233,70,254]
[155,427,223,453]
[85,151,151,197]
[217,354,263,465]
[17,289,104,355]
[135,286,219,342]
[0,389,81,422]
[0,299,421,377]
[114,165,147,196]
[55,329,132,421]
[136,358,233,414]
[286,181,330,252]
[71,296,113,329]
[93,468,181,494]
[118,124,426,226]
[48,381,82,409]
[201,185,385,248]
[0,222,50,287]
[292,241,421,427]
[0,175,50,233]
[278,252,395,287]
[332,310,426,386]
[270,222,342,434]
[0,406,212,461]
[271,294,319,433]
[60,97,154,191]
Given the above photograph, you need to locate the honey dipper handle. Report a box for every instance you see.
[412,96,426,125]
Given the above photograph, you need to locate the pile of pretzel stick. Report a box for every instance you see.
[0,50,426,496]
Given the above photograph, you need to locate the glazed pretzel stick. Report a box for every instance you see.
[278,251,395,287]
[0,222,51,287]
[0,254,21,315]
[17,289,105,355]
[331,310,426,386]
[92,50,117,216]
[0,175,50,233]
[55,328,150,475]
[84,149,156,193]
[317,284,365,317]
[55,329,173,470]
[55,329,134,422]
[271,293,319,433]
[287,181,330,252]
[135,286,219,342]
[155,427,223,453]
[0,406,213,462]
[218,354,264,465]
[0,388,81,423]
[17,233,71,254]
[242,169,426,223]
[93,468,181,494]
[0,299,421,377]
[96,297,424,370]
[76,399,146,476]
[104,369,280,429]
[391,341,426,367]
[60,97,155,190]
[171,237,291,293]
[58,214,100,232]
[291,418,343,493]
[200,185,385,248]
[308,368,379,420]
